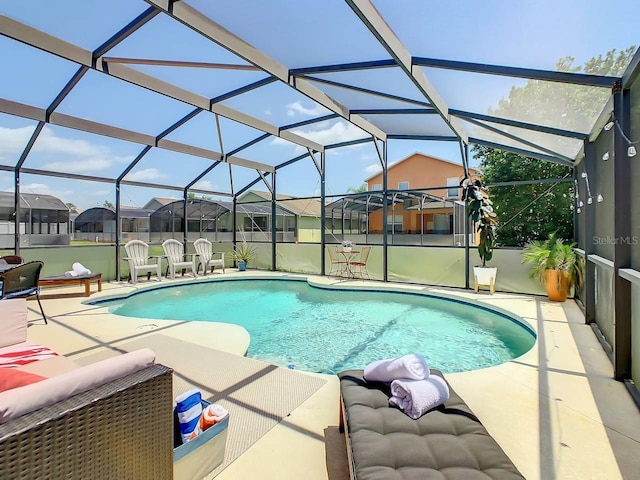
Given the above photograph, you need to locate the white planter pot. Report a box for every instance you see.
[473,266,497,294]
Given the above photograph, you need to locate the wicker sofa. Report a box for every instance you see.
[0,299,175,479]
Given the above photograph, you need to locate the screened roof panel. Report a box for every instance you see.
[1,0,636,200]
[20,173,113,211]
[162,110,222,152]
[216,116,275,153]
[54,70,195,135]
[239,140,302,168]
[221,81,331,127]
[189,0,391,68]
[1,0,149,50]
[359,113,453,137]
[419,67,610,134]
[305,77,429,111]
[458,118,564,160]
[123,148,218,188]
[0,114,38,167]
[472,119,584,160]
[272,157,322,198]
[284,118,369,147]
[309,68,430,106]
[191,161,233,195]
[374,0,640,72]
[0,36,81,108]
[20,124,141,178]
[107,13,270,99]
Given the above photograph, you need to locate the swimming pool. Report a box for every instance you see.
[99,279,535,374]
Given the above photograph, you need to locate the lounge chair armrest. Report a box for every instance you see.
[0,364,174,479]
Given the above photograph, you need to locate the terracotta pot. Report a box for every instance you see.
[545,270,568,302]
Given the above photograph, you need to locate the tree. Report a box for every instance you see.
[346,183,367,194]
[474,146,573,246]
[103,200,115,209]
[474,46,636,247]
[65,202,78,213]
[187,192,213,201]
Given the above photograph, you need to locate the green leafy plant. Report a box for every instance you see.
[521,232,584,291]
[230,241,257,264]
[462,178,498,267]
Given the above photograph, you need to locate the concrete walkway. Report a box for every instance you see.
[25,272,640,480]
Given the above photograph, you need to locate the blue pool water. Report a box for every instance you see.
[100,280,535,374]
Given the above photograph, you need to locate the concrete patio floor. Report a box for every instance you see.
[24,272,640,480]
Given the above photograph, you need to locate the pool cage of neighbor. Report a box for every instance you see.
[0,2,639,398]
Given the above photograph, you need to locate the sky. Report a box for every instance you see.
[0,0,638,210]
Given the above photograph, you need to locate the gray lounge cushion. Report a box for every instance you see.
[339,369,525,480]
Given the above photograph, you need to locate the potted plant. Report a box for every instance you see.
[341,240,354,253]
[521,232,584,302]
[230,241,256,272]
[461,177,498,293]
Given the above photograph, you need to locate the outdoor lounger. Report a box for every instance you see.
[338,369,525,480]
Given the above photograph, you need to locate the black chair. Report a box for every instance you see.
[0,260,46,323]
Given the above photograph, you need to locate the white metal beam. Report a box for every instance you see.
[0,97,275,172]
[144,0,387,141]
[345,0,468,143]
[0,14,323,153]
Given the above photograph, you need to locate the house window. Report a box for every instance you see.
[398,181,409,190]
[386,215,403,233]
[372,183,382,191]
[447,177,459,197]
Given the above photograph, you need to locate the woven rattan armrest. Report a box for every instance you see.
[0,364,174,480]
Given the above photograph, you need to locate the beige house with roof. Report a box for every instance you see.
[238,191,324,242]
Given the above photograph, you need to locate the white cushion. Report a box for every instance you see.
[0,348,156,424]
[0,299,27,348]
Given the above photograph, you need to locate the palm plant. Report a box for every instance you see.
[230,241,257,264]
[521,232,584,292]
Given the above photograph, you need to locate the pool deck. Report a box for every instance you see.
[24,271,640,480]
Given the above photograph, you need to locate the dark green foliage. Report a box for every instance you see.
[462,179,497,267]
[474,146,573,246]
[473,46,636,247]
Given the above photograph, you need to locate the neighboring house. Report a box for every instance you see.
[238,191,322,242]
[363,152,476,244]
[142,197,178,212]
[0,192,70,248]
[73,206,154,243]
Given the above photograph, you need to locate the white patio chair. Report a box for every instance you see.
[194,238,225,274]
[162,239,197,279]
[124,240,161,284]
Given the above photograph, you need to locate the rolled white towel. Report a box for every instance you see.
[363,354,429,383]
[72,262,91,275]
[64,270,78,278]
[389,375,450,420]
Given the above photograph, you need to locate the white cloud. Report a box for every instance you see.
[363,159,399,176]
[364,163,382,175]
[0,125,134,173]
[264,109,272,116]
[272,120,367,152]
[286,101,329,117]
[42,157,113,173]
[0,125,36,154]
[20,182,74,200]
[192,180,217,191]
[125,168,167,182]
